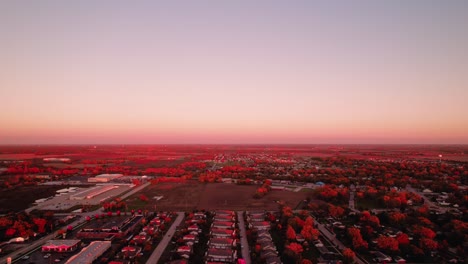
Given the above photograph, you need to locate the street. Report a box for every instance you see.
[313,217,367,264]
[237,211,251,264]
[145,212,185,264]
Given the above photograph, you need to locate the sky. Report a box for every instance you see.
[1,0,467,144]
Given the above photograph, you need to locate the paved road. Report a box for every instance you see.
[236,211,251,264]
[121,182,151,200]
[146,212,185,264]
[348,184,359,213]
[2,182,151,264]
[349,191,355,211]
[405,185,448,213]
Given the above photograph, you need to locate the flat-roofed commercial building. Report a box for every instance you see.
[87,174,124,183]
[41,240,80,252]
[77,215,143,239]
[70,185,119,200]
[65,241,111,264]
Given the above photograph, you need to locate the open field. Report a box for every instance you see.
[125,181,311,211]
[0,185,70,214]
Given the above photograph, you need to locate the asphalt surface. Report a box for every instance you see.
[237,211,251,264]
[145,212,185,264]
[405,184,449,213]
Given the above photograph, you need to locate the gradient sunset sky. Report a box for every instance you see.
[1,1,467,144]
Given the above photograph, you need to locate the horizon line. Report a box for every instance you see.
[1,143,467,146]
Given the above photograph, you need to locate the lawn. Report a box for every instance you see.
[356,198,382,210]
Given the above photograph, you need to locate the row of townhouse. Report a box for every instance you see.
[246,211,282,264]
[205,210,238,263]
[175,212,205,259]
[111,211,174,263]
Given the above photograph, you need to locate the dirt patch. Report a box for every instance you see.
[126,181,207,212]
[126,181,310,212]
[198,183,310,210]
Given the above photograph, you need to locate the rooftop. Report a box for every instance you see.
[65,241,111,264]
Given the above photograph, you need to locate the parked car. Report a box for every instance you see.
[313,239,324,247]
[393,256,406,264]
[371,251,391,263]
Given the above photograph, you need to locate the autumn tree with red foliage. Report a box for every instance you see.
[389,212,406,224]
[342,248,356,263]
[420,238,438,251]
[396,232,410,248]
[360,211,380,227]
[413,225,436,239]
[286,225,297,240]
[198,171,222,183]
[285,242,304,259]
[282,206,293,219]
[5,228,16,237]
[376,236,399,252]
[329,204,345,218]
[301,224,320,241]
[348,227,368,250]
[33,218,47,234]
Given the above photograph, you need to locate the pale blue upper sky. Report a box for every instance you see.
[1,1,467,144]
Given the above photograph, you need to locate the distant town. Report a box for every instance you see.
[0,145,466,264]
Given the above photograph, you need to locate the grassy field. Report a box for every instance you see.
[125,181,311,211]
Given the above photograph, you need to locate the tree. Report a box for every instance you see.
[376,236,399,252]
[348,228,368,250]
[5,228,16,237]
[342,248,356,263]
[329,205,345,218]
[33,218,47,234]
[304,216,314,227]
[396,232,410,247]
[295,216,305,228]
[420,238,438,251]
[285,242,304,259]
[389,212,406,224]
[282,206,293,218]
[301,224,319,241]
[413,225,436,239]
[144,242,152,252]
[286,225,297,240]
[368,216,380,227]
[0,217,13,228]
